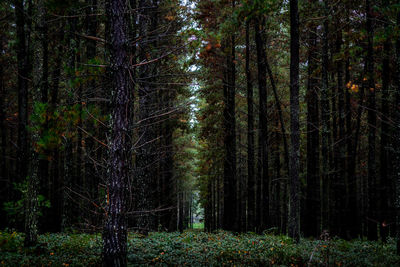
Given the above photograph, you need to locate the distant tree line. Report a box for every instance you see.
[196,0,400,252]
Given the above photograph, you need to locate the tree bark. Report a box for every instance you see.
[380,0,391,242]
[334,13,346,237]
[102,0,131,265]
[246,20,256,232]
[321,0,331,232]
[254,17,269,232]
[366,0,377,240]
[395,9,400,257]
[222,0,237,232]
[305,8,320,237]
[288,0,300,243]
[14,0,29,188]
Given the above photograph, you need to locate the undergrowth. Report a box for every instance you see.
[0,230,399,266]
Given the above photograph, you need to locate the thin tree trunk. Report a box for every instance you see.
[0,57,7,229]
[395,9,400,257]
[335,16,346,237]
[254,17,269,231]
[14,0,29,188]
[321,1,330,232]
[61,15,77,232]
[246,20,256,232]
[366,0,377,240]
[288,0,300,243]
[223,0,237,232]
[305,10,320,237]
[380,0,390,241]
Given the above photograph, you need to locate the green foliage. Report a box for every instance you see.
[3,181,50,226]
[3,179,51,226]
[0,231,399,266]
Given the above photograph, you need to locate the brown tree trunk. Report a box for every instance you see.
[254,17,269,232]
[366,0,377,240]
[305,7,320,237]
[102,0,131,265]
[288,0,300,243]
[246,20,256,232]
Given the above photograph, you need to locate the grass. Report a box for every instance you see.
[192,222,204,229]
[0,230,399,266]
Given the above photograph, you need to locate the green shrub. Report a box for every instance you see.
[0,231,399,266]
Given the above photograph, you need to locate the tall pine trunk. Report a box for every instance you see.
[305,5,320,237]
[366,0,377,240]
[222,0,237,232]
[15,0,29,190]
[380,0,390,241]
[394,9,400,256]
[254,17,268,231]
[102,0,131,265]
[321,0,331,232]
[246,20,256,232]
[288,0,300,242]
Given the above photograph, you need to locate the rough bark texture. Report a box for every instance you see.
[61,15,77,232]
[395,9,400,256]
[223,23,237,232]
[366,0,377,240]
[380,0,390,241]
[25,0,49,245]
[102,0,131,265]
[288,0,300,243]
[254,17,268,232]
[321,1,330,232]
[15,0,29,187]
[245,20,255,232]
[0,46,7,229]
[305,8,320,237]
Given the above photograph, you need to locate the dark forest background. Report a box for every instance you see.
[1,0,400,264]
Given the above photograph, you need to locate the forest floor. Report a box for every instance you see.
[0,230,399,266]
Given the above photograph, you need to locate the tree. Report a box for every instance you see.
[365,0,377,240]
[305,0,320,237]
[246,20,256,232]
[222,0,238,232]
[288,0,300,243]
[394,7,400,256]
[14,0,29,192]
[321,0,330,232]
[102,0,131,265]
[254,16,269,232]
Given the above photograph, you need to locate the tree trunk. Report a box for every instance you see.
[25,0,48,246]
[222,0,237,232]
[305,8,320,237]
[334,14,346,237]
[246,20,256,232]
[380,0,390,242]
[321,1,331,232]
[61,15,78,232]
[395,9,400,256]
[0,55,7,229]
[288,0,300,243]
[366,0,377,240]
[102,0,131,265]
[14,0,29,188]
[254,17,268,231]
